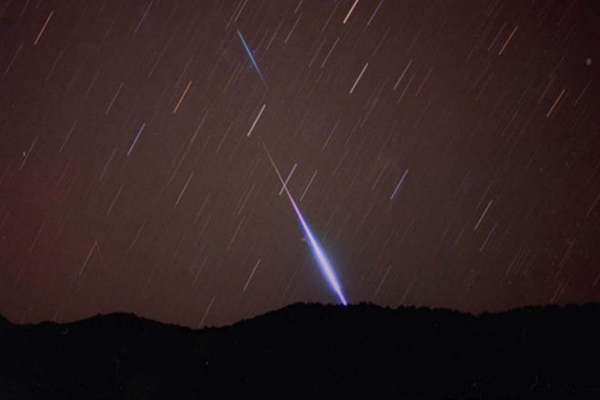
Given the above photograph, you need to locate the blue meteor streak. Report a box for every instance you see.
[236,29,267,85]
[263,144,348,306]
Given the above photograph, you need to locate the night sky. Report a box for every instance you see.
[1,0,599,328]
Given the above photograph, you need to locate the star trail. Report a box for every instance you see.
[0,0,599,328]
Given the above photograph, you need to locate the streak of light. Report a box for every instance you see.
[474,199,494,231]
[247,104,266,137]
[243,259,261,292]
[192,256,208,288]
[227,216,245,250]
[266,19,284,51]
[99,149,117,180]
[574,79,592,106]
[28,219,46,254]
[34,10,54,45]
[4,42,23,76]
[374,265,392,295]
[349,62,369,94]
[173,80,193,114]
[555,239,575,278]
[398,72,416,103]
[79,241,98,275]
[263,143,348,306]
[367,0,384,25]
[322,2,339,31]
[320,37,339,69]
[105,82,124,114]
[390,169,409,200]
[194,194,211,224]
[129,219,147,250]
[281,268,299,300]
[134,1,153,34]
[309,38,327,68]
[322,121,339,151]
[546,87,566,118]
[279,163,298,196]
[393,59,413,90]
[106,184,124,215]
[343,0,360,24]
[59,120,77,153]
[479,223,497,253]
[300,170,318,202]
[199,295,216,328]
[19,137,38,170]
[191,110,209,144]
[415,67,433,97]
[234,0,248,23]
[236,29,267,85]
[585,193,600,218]
[285,12,302,44]
[498,26,518,56]
[127,123,146,156]
[175,172,194,206]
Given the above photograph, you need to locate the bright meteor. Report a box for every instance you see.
[237,29,267,86]
[263,143,349,306]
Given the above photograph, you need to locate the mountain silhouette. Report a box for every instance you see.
[1,302,599,399]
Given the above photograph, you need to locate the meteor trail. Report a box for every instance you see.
[237,29,267,86]
[262,143,348,306]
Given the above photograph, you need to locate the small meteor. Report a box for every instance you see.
[236,29,267,86]
[262,143,348,306]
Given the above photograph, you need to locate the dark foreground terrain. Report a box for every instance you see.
[1,302,599,399]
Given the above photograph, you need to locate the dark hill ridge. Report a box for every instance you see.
[1,302,599,399]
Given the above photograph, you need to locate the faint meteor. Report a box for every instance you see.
[236,29,267,86]
[262,143,348,306]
